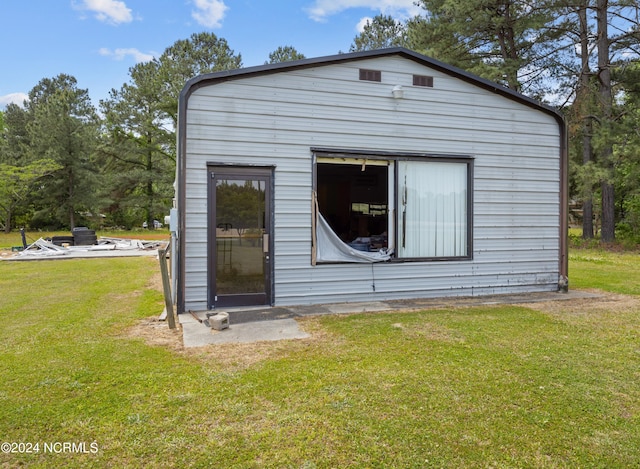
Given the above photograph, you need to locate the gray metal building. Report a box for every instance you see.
[174,48,568,314]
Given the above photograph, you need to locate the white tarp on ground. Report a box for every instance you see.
[9,237,166,260]
[315,213,391,263]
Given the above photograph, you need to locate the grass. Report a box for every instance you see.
[0,250,639,467]
[570,248,640,295]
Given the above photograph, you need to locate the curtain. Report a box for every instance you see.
[315,212,392,263]
[312,191,391,263]
[398,161,467,258]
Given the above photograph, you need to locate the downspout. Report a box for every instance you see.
[558,114,569,291]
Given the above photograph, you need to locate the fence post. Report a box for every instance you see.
[158,243,176,329]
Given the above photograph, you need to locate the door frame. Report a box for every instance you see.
[207,164,274,309]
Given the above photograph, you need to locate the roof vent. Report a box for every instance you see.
[359,69,382,82]
[413,75,434,87]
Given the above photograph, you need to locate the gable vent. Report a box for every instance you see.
[413,75,434,87]
[359,69,382,82]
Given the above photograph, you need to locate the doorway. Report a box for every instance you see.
[208,166,273,308]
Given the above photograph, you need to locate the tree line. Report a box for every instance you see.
[1,1,639,244]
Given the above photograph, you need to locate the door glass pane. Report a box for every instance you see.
[398,161,467,258]
[215,178,266,294]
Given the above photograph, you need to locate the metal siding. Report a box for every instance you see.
[183,57,561,308]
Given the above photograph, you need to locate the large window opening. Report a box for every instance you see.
[317,161,389,251]
[314,152,472,262]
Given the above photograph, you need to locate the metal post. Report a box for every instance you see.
[20,228,27,249]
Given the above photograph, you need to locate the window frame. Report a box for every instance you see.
[312,148,474,263]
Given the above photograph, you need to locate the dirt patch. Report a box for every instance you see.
[123,262,183,350]
[0,248,20,260]
[182,317,343,370]
[125,315,342,371]
[125,289,640,370]
[127,316,184,351]
[520,289,640,316]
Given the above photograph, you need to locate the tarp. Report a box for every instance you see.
[315,212,391,263]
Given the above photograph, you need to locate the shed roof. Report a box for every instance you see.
[179,47,563,125]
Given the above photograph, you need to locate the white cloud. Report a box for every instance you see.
[99,47,155,63]
[356,16,373,33]
[75,0,133,25]
[191,0,228,28]
[0,93,28,108]
[307,0,422,22]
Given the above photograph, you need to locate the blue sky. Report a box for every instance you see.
[0,0,422,109]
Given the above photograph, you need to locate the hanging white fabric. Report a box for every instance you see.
[398,161,467,258]
[315,212,391,263]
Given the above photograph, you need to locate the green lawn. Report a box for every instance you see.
[0,251,639,468]
[569,248,640,295]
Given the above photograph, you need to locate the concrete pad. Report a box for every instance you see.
[208,319,310,345]
[182,322,217,348]
[325,301,391,315]
[179,314,309,348]
[2,237,167,261]
[177,290,602,347]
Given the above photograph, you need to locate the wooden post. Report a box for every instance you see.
[158,243,176,329]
